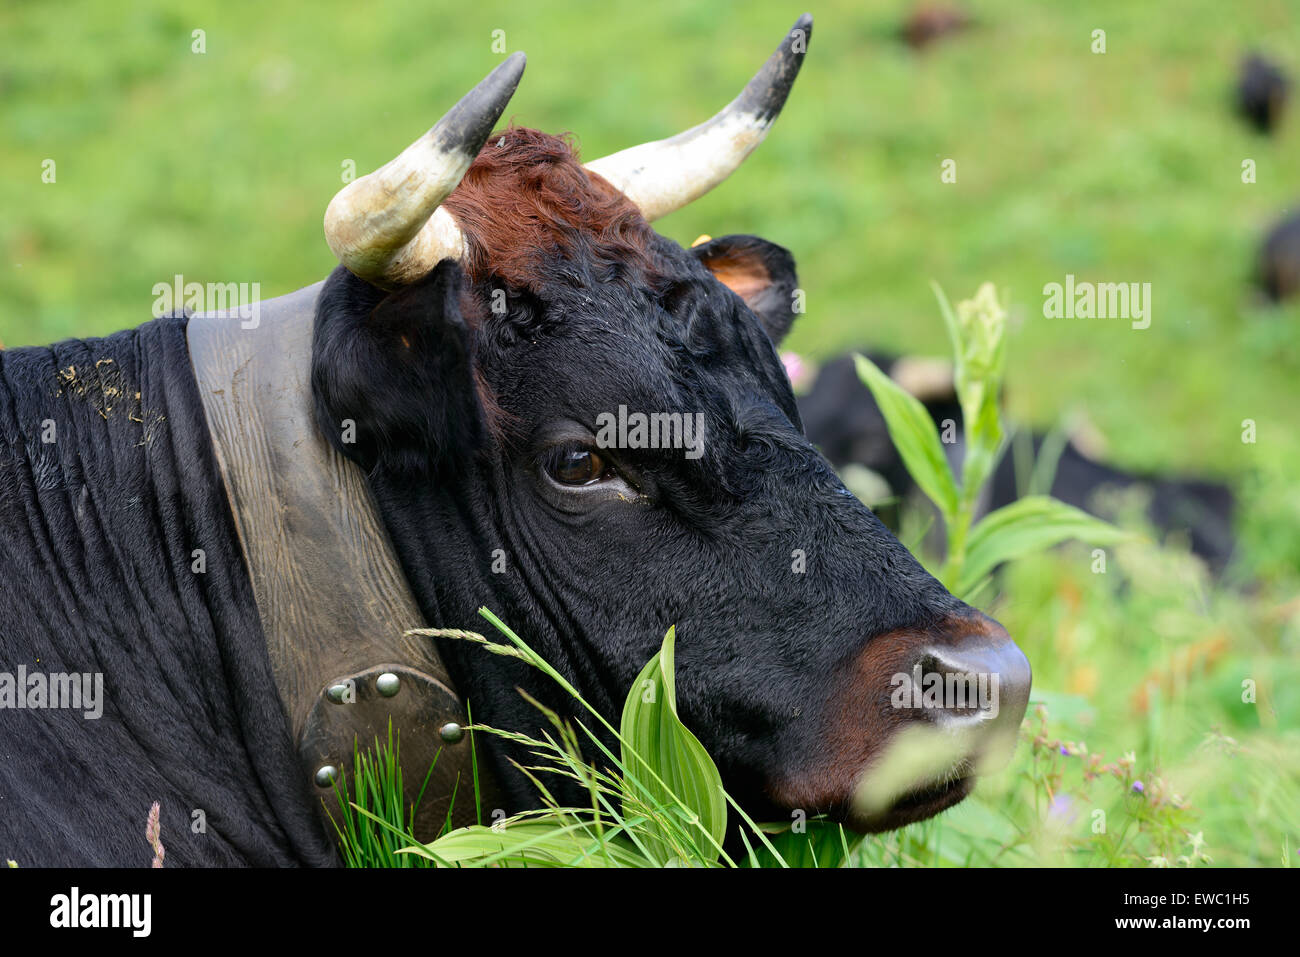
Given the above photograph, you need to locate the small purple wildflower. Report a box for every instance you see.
[1132,780,1144,794]
[1047,793,1078,825]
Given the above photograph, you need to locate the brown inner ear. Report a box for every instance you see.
[703,254,773,307]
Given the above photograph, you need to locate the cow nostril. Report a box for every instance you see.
[905,639,1032,731]
[910,652,1000,724]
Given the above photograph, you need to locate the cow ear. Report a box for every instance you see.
[691,234,800,344]
[312,260,483,476]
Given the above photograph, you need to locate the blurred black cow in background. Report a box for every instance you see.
[1257,210,1300,303]
[796,353,1237,575]
[1232,52,1299,304]
[1236,52,1290,135]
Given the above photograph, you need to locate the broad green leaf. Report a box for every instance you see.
[412,819,647,868]
[853,353,960,518]
[960,495,1135,596]
[619,626,728,865]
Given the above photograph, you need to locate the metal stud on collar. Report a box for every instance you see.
[302,665,487,837]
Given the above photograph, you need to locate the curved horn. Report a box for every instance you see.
[585,14,812,221]
[324,53,525,286]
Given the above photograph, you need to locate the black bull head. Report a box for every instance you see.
[245,15,1031,833]
[293,14,1034,831]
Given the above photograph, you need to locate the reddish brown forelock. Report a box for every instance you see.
[441,126,661,292]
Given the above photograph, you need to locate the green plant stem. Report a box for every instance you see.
[942,482,980,589]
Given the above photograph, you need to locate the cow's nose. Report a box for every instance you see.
[765,614,1031,832]
[910,629,1032,765]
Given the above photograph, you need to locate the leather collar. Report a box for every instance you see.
[186,283,494,843]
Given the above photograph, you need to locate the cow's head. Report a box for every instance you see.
[310,15,1030,831]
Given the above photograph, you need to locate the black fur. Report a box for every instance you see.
[312,265,485,476]
[0,318,335,866]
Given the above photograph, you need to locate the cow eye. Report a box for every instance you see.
[542,445,615,486]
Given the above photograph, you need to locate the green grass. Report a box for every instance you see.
[340,614,839,868]
[3,0,1297,866]
[325,720,481,868]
